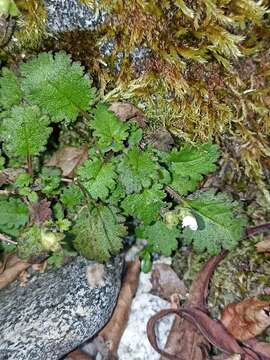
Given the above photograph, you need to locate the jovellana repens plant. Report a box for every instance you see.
[0,52,247,269]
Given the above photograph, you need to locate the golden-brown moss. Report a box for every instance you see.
[13,0,47,49]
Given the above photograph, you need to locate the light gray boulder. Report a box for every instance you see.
[0,256,123,360]
[44,0,105,32]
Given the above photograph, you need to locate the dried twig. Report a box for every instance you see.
[95,257,141,358]
[0,233,17,245]
[246,223,270,236]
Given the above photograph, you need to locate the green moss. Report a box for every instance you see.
[12,0,47,49]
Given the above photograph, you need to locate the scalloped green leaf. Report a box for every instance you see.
[0,68,23,109]
[77,157,116,200]
[142,221,179,256]
[0,198,29,236]
[121,184,166,225]
[117,147,160,194]
[167,143,220,195]
[20,52,95,122]
[91,104,129,152]
[73,205,127,262]
[183,190,247,254]
[0,105,52,159]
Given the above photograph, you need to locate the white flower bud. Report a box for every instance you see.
[182,215,198,231]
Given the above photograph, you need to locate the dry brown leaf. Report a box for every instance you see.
[45,146,88,178]
[0,254,31,289]
[150,263,187,302]
[158,252,228,360]
[108,102,147,128]
[18,270,30,287]
[65,349,94,360]
[0,168,23,186]
[224,355,241,360]
[213,355,241,360]
[221,298,270,341]
[256,236,270,253]
[245,338,270,356]
[96,257,140,358]
[29,199,52,225]
[144,127,174,152]
[32,260,47,273]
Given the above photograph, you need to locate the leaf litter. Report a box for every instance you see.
[147,252,270,359]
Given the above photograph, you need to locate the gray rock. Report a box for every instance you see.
[0,256,123,360]
[44,0,105,32]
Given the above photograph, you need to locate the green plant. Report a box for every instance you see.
[0,0,19,17]
[0,51,247,269]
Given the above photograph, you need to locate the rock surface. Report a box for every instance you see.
[44,0,104,32]
[0,256,123,360]
[117,271,174,360]
[81,254,175,360]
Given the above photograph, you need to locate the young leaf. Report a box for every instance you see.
[40,167,61,195]
[91,104,129,152]
[60,184,83,210]
[142,221,179,256]
[20,52,94,122]
[121,184,166,225]
[183,190,247,254]
[0,198,29,236]
[117,147,159,194]
[77,157,117,200]
[73,205,127,262]
[0,105,52,159]
[0,68,23,109]
[167,143,220,195]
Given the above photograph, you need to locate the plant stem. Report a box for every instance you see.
[27,154,33,177]
[247,223,270,236]
[165,186,183,204]
[0,233,17,245]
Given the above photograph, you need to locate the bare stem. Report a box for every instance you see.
[164,186,183,204]
[247,223,270,236]
[0,233,17,245]
[27,154,33,177]
[0,189,17,195]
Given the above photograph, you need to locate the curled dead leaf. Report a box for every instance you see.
[32,260,47,273]
[150,263,187,301]
[144,127,174,152]
[45,146,88,178]
[245,338,270,356]
[18,270,30,287]
[108,102,147,128]
[221,298,270,341]
[256,236,270,253]
[95,257,140,358]
[0,253,31,289]
[0,168,24,186]
[29,199,52,225]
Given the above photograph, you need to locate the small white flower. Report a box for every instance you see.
[182,215,198,231]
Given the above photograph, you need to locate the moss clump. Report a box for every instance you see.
[12,0,47,50]
[75,1,270,197]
